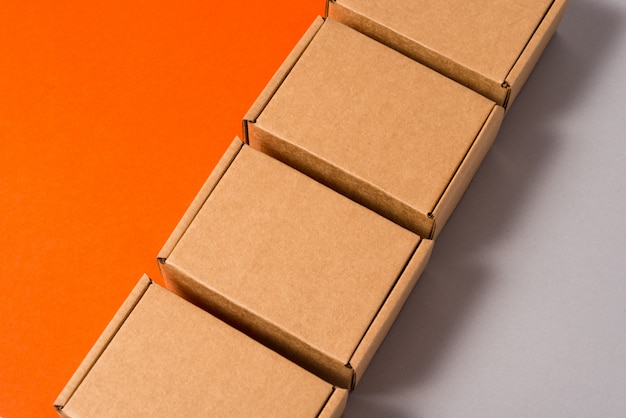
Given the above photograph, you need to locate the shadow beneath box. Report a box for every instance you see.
[344,1,624,416]
[341,394,413,418]
[446,0,626,251]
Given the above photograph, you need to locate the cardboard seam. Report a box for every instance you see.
[251,124,429,237]
[323,387,349,418]
[243,17,324,143]
[328,1,505,104]
[501,82,512,109]
[429,105,495,229]
[324,0,332,17]
[317,387,348,418]
[345,238,421,371]
[157,139,242,263]
[348,239,433,388]
[54,276,153,411]
[316,387,336,417]
[163,261,352,388]
[503,0,557,86]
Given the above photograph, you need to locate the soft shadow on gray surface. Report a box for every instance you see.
[342,395,413,418]
[344,1,624,416]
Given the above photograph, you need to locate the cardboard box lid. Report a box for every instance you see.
[160,140,424,388]
[328,0,569,106]
[55,276,347,417]
[335,0,552,84]
[246,18,501,238]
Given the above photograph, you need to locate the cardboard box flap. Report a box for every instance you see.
[505,0,570,107]
[327,0,567,107]
[159,260,355,389]
[54,275,152,411]
[161,143,422,389]
[327,0,509,105]
[56,278,341,417]
[157,138,243,262]
[243,16,324,141]
[329,0,553,80]
[248,18,497,238]
[247,123,435,239]
[337,0,555,78]
[349,239,434,386]
[431,105,504,237]
[319,388,349,418]
[165,239,429,391]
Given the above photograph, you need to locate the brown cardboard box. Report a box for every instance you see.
[54,276,347,417]
[244,17,504,239]
[327,0,570,108]
[158,139,433,389]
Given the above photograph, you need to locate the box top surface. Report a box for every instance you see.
[335,0,554,82]
[255,18,495,214]
[60,280,336,417]
[168,145,420,363]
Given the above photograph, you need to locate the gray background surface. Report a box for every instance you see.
[344,0,626,416]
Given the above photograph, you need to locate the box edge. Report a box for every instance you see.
[505,0,570,108]
[162,260,355,389]
[430,104,504,239]
[157,138,243,263]
[53,275,153,413]
[242,16,325,143]
[327,0,508,106]
[318,387,349,418]
[348,238,434,388]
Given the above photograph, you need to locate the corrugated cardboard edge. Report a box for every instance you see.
[430,105,504,239]
[157,138,243,262]
[318,388,349,418]
[242,16,325,143]
[326,0,508,106]
[53,276,153,416]
[349,239,434,388]
[505,0,570,109]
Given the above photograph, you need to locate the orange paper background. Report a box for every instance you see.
[0,1,322,416]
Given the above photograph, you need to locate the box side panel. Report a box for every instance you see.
[328,1,508,106]
[431,105,504,239]
[248,123,433,238]
[318,388,349,418]
[59,278,337,417]
[243,16,324,142]
[54,276,152,412]
[349,239,434,388]
[157,138,242,261]
[506,0,570,108]
[160,261,354,389]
